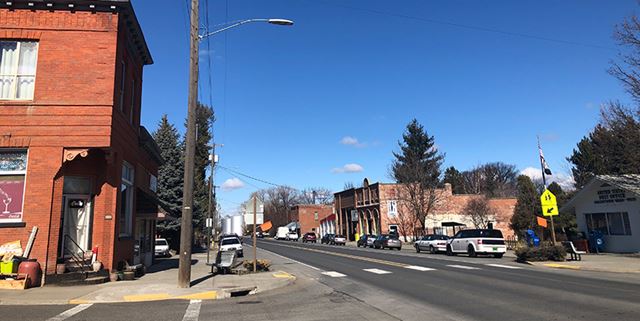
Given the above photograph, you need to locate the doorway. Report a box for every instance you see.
[61,195,92,256]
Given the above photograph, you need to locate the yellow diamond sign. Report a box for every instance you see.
[540,189,559,216]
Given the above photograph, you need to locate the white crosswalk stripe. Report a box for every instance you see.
[47,304,93,321]
[447,264,480,270]
[363,268,392,274]
[405,265,436,271]
[485,263,522,269]
[182,299,202,321]
[322,271,347,277]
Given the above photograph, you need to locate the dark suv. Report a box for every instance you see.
[321,233,335,244]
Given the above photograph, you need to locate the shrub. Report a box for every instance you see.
[516,244,566,262]
[242,259,271,272]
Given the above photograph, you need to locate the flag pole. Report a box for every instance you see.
[538,136,556,244]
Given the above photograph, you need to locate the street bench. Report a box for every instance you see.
[562,241,586,261]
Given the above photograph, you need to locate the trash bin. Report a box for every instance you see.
[526,229,540,247]
[588,230,605,253]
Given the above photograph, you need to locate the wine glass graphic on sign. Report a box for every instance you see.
[0,188,11,214]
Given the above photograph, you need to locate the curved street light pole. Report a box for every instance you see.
[199,18,294,40]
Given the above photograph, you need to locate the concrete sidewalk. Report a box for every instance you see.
[0,247,294,305]
[529,253,640,273]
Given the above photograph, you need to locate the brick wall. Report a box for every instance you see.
[292,205,333,235]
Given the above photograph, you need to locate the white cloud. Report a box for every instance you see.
[332,163,364,174]
[520,167,575,190]
[221,178,245,191]
[340,136,366,148]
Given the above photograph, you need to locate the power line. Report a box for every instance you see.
[314,0,614,51]
[217,165,284,188]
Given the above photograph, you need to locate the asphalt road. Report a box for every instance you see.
[255,238,640,321]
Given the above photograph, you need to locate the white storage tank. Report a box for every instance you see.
[230,215,245,237]
[221,217,233,236]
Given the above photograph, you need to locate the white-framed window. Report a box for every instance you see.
[0,41,38,100]
[387,200,398,218]
[585,212,632,236]
[314,211,318,221]
[119,61,126,112]
[149,173,157,193]
[119,161,134,237]
[0,150,28,222]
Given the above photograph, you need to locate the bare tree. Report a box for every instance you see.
[343,182,355,190]
[610,13,640,103]
[299,187,334,205]
[389,208,417,243]
[256,186,300,228]
[460,162,517,197]
[462,197,494,229]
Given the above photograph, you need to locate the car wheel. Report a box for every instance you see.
[494,253,504,258]
[397,247,401,251]
[429,246,436,254]
[357,243,361,248]
[468,245,477,258]
[446,245,454,256]
[415,245,421,253]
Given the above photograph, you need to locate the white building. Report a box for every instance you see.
[563,175,640,253]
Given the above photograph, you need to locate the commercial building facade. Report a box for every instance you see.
[563,175,640,253]
[290,204,333,235]
[0,0,160,282]
[333,178,516,241]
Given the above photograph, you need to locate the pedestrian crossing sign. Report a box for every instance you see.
[540,189,559,216]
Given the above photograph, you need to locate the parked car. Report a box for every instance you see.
[332,234,347,245]
[414,234,450,254]
[219,236,244,257]
[154,238,171,257]
[373,234,402,250]
[321,233,335,244]
[256,231,264,238]
[357,234,376,248]
[286,231,299,241]
[446,229,506,258]
[302,232,317,243]
[276,227,289,240]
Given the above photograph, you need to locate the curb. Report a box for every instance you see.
[0,271,296,305]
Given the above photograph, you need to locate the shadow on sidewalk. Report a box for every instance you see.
[146,258,199,274]
[190,273,214,287]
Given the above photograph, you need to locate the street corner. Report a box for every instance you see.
[66,290,219,305]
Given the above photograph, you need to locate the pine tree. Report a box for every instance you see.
[443,166,464,194]
[185,102,215,232]
[153,115,184,247]
[548,182,577,234]
[391,119,444,233]
[510,175,541,239]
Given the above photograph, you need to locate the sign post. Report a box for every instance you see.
[540,189,559,244]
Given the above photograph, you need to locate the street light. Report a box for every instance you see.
[199,18,294,40]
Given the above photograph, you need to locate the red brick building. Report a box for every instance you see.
[334,178,516,241]
[0,0,160,283]
[289,204,333,235]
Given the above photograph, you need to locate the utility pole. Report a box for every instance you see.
[253,195,257,272]
[538,136,557,245]
[178,0,199,288]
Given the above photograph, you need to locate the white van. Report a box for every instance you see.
[275,227,289,240]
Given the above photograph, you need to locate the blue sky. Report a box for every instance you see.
[133,0,636,216]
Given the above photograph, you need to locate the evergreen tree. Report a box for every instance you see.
[391,119,444,232]
[568,103,640,189]
[443,166,465,194]
[548,182,577,234]
[185,103,216,232]
[153,115,184,247]
[510,175,541,238]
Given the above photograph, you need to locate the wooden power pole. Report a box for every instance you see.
[178,0,199,288]
[253,195,258,272]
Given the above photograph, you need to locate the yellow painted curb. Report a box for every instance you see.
[175,291,217,300]
[68,299,91,304]
[272,271,295,279]
[544,263,581,270]
[123,293,171,302]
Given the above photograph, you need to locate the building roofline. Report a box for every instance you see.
[561,174,640,212]
[2,0,153,65]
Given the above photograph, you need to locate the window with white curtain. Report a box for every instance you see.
[119,161,135,237]
[0,41,38,100]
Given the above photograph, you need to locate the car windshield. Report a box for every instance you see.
[155,240,167,246]
[221,238,240,245]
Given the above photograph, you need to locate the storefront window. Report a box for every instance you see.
[0,150,27,222]
[585,212,632,236]
[119,162,134,237]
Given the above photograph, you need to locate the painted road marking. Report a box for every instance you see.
[182,299,202,321]
[447,264,480,270]
[364,268,392,274]
[123,293,171,302]
[47,304,93,321]
[322,271,347,277]
[405,265,436,272]
[486,264,522,270]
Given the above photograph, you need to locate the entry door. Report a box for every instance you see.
[62,195,92,256]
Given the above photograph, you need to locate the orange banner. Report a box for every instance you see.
[260,221,273,232]
[537,216,548,228]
